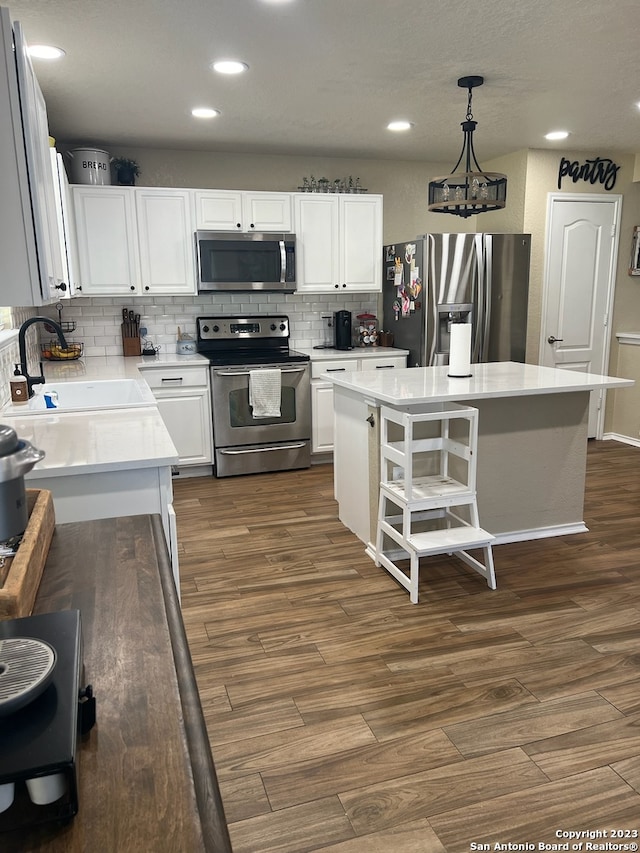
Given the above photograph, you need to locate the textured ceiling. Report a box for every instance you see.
[7,0,640,163]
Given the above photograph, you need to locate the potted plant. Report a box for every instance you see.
[111,157,140,186]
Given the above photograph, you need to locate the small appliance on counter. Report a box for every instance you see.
[0,425,44,542]
[333,310,353,350]
[0,610,96,833]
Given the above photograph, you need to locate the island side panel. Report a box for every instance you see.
[470,391,590,539]
[333,385,375,542]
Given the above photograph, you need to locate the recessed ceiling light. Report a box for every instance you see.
[545,130,570,141]
[192,107,220,119]
[28,44,65,60]
[387,120,413,132]
[211,60,249,75]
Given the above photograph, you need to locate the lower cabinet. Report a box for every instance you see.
[310,353,407,453]
[140,365,213,470]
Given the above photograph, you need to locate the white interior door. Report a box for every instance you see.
[540,193,622,437]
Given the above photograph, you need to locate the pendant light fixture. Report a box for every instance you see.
[428,75,507,218]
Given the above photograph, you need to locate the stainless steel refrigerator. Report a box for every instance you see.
[382,233,531,368]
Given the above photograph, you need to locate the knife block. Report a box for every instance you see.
[121,325,141,357]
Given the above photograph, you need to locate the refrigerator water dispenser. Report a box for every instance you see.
[435,303,473,364]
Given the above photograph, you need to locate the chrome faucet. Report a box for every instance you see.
[18,316,68,397]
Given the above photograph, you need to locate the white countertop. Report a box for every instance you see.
[326,361,634,405]
[10,407,178,477]
[0,355,204,476]
[296,346,409,361]
[41,352,209,380]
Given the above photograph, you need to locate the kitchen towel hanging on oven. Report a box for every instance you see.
[249,369,281,418]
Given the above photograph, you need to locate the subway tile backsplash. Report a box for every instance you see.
[0,294,379,407]
[38,293,380,356]
[0,306,38,409]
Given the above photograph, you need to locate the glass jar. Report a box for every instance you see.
[355,313,378,347]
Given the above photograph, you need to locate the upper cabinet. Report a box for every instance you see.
[135,189,196,294]
[294,194,383,293]
[195,190,292,232]
[50,150,79,298]
[72,187,196,296]
[0,10,67,306]
[70,186,382,297]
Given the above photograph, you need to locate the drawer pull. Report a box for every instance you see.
[161,377,184,384]
[326,368,346,372]
[375,364,394,369]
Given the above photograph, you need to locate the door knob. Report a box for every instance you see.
[547,335,564,344]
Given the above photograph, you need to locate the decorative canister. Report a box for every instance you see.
[67,148,111,185]
[355,313,378,347]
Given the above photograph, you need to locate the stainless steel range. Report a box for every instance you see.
[197,315,311,478]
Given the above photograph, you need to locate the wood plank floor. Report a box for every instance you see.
[173,440,640,853]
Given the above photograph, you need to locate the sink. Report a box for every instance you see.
[2,379,156,416]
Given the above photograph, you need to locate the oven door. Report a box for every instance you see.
[211,362,311,475]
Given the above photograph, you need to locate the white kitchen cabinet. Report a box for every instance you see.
[73,186,140,295]
[310,352,406,453]
[139,365,213,471]
[72,186,196,296]
[50,150,79,297]
[294,194,383,293]
[135,189,196,294]
[195,190,292,232]
[0,10,65,306]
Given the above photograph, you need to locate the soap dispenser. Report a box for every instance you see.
[10,366,28,405]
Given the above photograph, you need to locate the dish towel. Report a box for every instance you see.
[249,368,282,418]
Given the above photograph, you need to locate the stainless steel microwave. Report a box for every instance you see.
[195,231,296,293]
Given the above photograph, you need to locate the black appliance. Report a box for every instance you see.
[196,315,311,477]
[333,310,353,350]
[0,610,95,833]
[195,231,296,293]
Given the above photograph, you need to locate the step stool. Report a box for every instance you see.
[374,403,496,604]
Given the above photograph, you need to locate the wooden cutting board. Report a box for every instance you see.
[0,489,55,619]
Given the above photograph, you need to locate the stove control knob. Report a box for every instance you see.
[270,323,276,331]
[202,325,209,333]
[279,323,286,331]
[213,325,220,333]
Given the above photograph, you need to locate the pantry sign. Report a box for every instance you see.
[557,156,619,191]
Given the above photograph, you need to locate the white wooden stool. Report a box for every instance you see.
[374,403,496,604]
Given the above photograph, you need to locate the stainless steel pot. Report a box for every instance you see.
[0,425,45,541]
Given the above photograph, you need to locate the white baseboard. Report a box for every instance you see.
[602,432,640,448]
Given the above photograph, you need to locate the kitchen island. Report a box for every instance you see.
[327,361,634,548]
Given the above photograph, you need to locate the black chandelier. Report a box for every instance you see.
[428,75,507,218]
